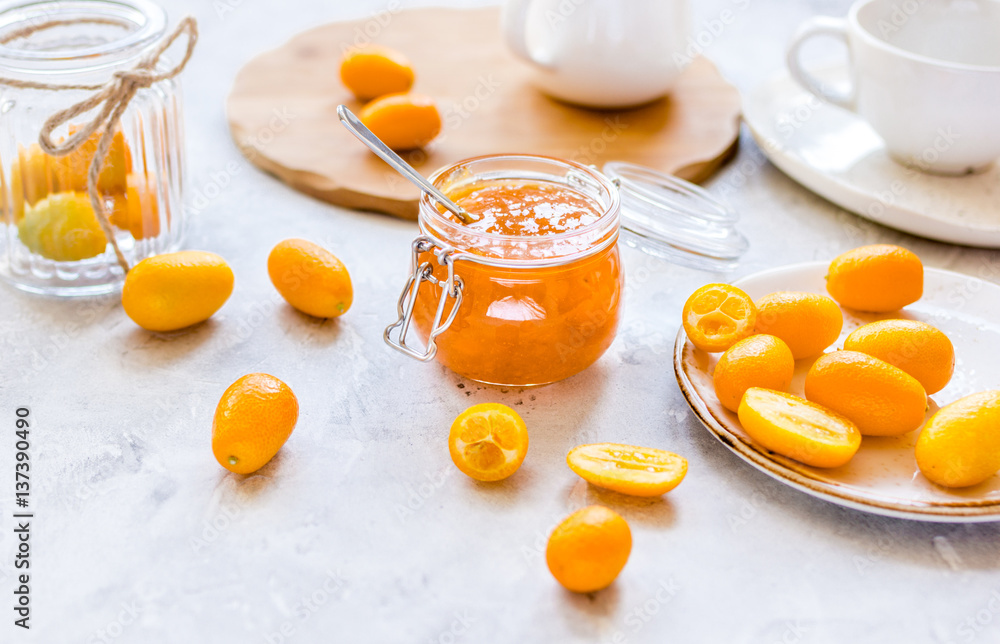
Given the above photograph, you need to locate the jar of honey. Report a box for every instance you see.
[386,154,746,387]
[0,0,186,296]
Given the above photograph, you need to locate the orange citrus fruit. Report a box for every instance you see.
[109,173,160,240]
[843,319,954,394]
[804,350,927,436]
[212,373,298,474]
[915,391,1000,488]
[448,403,528,481]
[268,238,353,318]
[51,126,132,194]
[9,143,59,221]
[682,283,757,353]
[566,443,687,497]
[359,93,441,151]
[826,244,923,312]
[738,388,861,468]
[340,46,415,100]
[753,291,844,360]
[17,191,107,261]
[713,334,795,412]
[122,251,234,332]
[546,505,631,593]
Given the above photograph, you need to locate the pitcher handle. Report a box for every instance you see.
[501,0,555,69]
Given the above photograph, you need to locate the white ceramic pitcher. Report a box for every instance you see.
[501,0,691,109]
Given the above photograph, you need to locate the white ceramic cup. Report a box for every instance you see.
[501,0,691,109]
[787,0,1000,175]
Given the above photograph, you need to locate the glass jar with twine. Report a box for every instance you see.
[0,0,197,296]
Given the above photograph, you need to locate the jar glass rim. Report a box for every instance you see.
[419,153,621,260]
[0,0,166,66]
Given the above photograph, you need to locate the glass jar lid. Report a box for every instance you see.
[603,161,748,272]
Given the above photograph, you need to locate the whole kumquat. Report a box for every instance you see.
[804,351,927,436]
[268,238,353,319]
[359,93,441,150]
[843,319,954,395]
[340,46,415,100]
[915,391,1000,488]
[713,334,795,412]
[546,505,632,593]
[212,373,299,475]
[826,244,923,312]
[753,291,843,360]
[122,251,234,332]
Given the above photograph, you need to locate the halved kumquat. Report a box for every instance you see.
[566,443,688,497]
[738,388,862,468]
[682,283,757,353]
[448,403,528,481]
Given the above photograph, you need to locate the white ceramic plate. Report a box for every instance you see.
[743,67,1000,248]
[674,262,1000,522]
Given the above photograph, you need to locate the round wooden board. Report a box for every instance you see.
[226,7,742,221]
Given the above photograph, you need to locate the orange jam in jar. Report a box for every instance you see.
[405,155,624,386]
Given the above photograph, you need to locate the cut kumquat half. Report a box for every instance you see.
[566,443,688,497]
[737,388,862,469]
[448,403,528,481]
[682,283,757,353]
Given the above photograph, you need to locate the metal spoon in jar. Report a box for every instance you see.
[336,105,478,224]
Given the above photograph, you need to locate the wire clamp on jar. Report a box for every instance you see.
[384,236,465,362]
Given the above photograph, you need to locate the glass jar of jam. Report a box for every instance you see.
[386,154,747,387]
[0,0,186,296]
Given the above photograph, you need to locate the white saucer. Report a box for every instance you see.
[674,262,1000,522]
[743,67,1000,248]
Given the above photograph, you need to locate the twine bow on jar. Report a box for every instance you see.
[0,16,198,273]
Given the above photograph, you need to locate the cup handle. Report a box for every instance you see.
[501,0,554,69]
[786,17,855,110]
